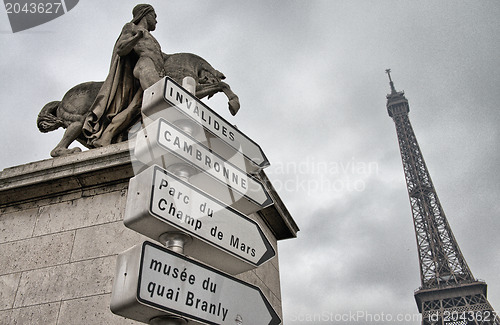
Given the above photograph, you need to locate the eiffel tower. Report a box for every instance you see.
[385,69,500,325]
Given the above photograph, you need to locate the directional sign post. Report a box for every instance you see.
[110,241,281,325]
[124,165,275,274]
[134,118,273,215]
[141,77,270,174]
[113,76,283,324]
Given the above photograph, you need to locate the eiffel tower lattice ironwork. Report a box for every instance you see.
[385,69,499,325]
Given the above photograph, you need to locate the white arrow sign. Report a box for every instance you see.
[124,165,276,274]
[134,118,273,215]
[110,241,281,325]
[141,77,270,173]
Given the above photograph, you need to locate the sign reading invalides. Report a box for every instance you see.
[141,77,270,173]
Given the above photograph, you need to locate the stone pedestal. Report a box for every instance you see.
[0,142,298,324]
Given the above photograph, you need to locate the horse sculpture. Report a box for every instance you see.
[37,52,240,157]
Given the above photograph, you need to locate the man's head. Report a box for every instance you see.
[131,4,156,30]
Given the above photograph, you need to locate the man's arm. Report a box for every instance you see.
[115,23,145,56]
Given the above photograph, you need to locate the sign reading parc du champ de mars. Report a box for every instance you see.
[124,165,276,275]
[110,241,281,325]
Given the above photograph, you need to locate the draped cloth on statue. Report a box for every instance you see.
[82,4,156,146]
[81,31,142,146]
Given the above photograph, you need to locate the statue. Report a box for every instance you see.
[37,4,240,157]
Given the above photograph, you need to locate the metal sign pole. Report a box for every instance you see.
[147,77,197,325]
[149,316,187,325]
[149,232,191,325]
[158,232,192,254]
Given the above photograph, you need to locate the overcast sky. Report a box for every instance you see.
[1,1,499,324]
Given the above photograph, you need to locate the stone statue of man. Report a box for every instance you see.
[82,4,165,147]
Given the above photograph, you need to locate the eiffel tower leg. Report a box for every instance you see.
[416,283,500,325]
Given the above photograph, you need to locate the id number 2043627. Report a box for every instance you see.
[442,310,497,322]
[5,2,63,14]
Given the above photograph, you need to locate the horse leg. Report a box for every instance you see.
[50,121,83,157]
[219,82,240,115]
[195,83,220,99]
[195,82,240,116]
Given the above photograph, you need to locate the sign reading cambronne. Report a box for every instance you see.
[141,77,269,173]
[134,118,273,215]
[124,165,275,274]
[110,241,281,325]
